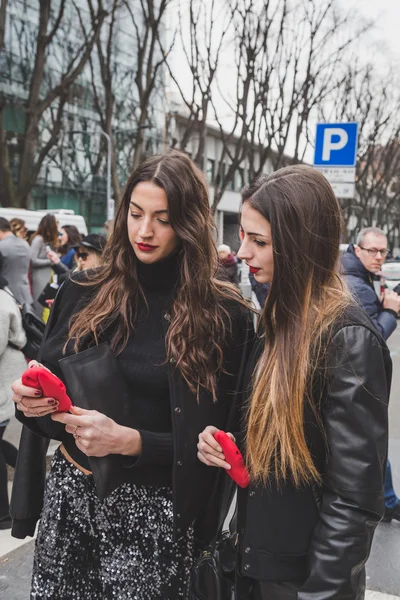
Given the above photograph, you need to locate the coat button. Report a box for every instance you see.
[177,460,183,467]
[243,564,250,571]
[174,407,181,414]
[164,313,171,321]
[249,491,255,498]
[176,513,181,519]
[170,357,176,364]
[244,547,251,554]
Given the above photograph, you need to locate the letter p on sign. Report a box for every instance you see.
[313,123,358,167]
[322,128,348,161]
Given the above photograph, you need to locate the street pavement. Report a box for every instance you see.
[1,328,400,599]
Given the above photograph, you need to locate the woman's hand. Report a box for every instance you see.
[197,425,235,469]
[11,360,59,418]
[46,249,60,264]
[52,406,142,458]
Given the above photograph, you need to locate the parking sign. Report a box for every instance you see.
[314,123,358,167]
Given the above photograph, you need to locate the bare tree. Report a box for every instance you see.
[0,0,15,206]
[168,0,369,214]
[124,0,174,169]
[1,0,108,208]
[320,63,400,244]
[165,0,233,166]
[212,0,367,210]
[88,0,122,202]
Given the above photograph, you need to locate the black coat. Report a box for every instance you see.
[237,305,391,599]
[342,244,397,340]
[11,274,254,544]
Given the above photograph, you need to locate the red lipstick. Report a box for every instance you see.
[137,243,158,252]
[248,265,261,274]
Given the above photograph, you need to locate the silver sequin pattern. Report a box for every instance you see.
[31,448,195,599]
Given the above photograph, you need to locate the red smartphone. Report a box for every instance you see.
[214,430,250,488]
[21,367,72,413]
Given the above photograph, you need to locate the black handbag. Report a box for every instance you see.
[189,496,238,600]
[37,281,59,307]
[58,342,136,500]
[3,288,46,361]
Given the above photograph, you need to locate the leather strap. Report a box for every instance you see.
[59,443,92,476]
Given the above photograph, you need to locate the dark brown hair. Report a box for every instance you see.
[244,165,353,486]
[0,218,11,232]
[60,225,82,254]
[34,214,59,248]
[67,150,244,399]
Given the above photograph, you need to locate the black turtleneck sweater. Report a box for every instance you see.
[63,253,180,485]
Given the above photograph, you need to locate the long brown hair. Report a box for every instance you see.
[60,224,82,253]
[34,214,59,247]
[244,165,353,486]
[68,150,243,399]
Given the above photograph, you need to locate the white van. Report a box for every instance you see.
[0,208,88,235]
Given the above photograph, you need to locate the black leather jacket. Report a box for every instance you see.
[237,305,391,600]
[11,274,254,544]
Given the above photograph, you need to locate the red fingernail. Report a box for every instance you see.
[48,399,56,404]
[35,390,42,396]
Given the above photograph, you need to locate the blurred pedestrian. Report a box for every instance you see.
[198,166,390,600]
[0,275,26,529]
[46,225,82,279]
[342,227,400,523]
[11,150,253,599]
[30,214,59,314]
[0,217,33,307]
[75,234,106,271]
[104,219,114,240]
[217,243,239,286]
[10,218,28,240]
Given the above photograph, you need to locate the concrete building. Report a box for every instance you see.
[1,0,166,230]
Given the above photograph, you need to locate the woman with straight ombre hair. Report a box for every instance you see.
[197,165,391,600]
[10,150,254,599]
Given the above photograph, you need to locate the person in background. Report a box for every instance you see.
[46,225,82,276]
[0,218,33,307]
[217,243,239,286]
[10,218,28,240]
[0,274,26,529]
[75,234,106,271]
[30,214,59,314]
[104,219,114,240]
[46,233,106,287]
[342,227,400,524]
[59,225,82,269]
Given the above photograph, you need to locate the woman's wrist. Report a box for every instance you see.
[117,427,142,457]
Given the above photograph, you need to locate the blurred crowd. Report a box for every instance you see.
[0,214,106,529]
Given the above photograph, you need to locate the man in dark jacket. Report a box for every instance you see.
[342,226,400,523]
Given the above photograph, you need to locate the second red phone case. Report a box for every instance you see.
[214,430,250,488]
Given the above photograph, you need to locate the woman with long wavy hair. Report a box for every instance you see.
[10,150,253,599]
[197,165,391,600]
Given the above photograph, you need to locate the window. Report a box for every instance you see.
[206,158,215,184]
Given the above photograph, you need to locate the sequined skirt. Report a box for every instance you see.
[31,448,194,599]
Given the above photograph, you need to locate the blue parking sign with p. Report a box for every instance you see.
[314,123,358,167]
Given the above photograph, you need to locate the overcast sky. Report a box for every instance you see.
[344,0,400,62]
